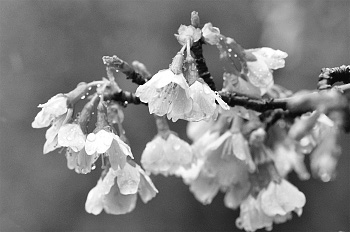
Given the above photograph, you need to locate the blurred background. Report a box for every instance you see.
[0,0,349,231]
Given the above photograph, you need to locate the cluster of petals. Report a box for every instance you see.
[244,47,288,92]
[85,165,158,215]
[141,133,193,176]
[179,129,251,206]
[175,25,201,46]
[236,179,306,232]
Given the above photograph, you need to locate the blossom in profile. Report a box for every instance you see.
[175,25,201,46]
[32,94,68,128]
[32,82,88,128]
[141,133,193,176]
[202,23,221,45]
[85,165,158,215]
[244,47,287,91]
[135,52,193,122]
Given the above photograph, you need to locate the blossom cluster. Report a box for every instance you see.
[32,11,342,232]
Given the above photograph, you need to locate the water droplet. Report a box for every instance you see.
[91,112,95,115]
[88,87,92,90]
[234,54,238,58]
[228,48,232,52]
[91,164,96,170]
[173,144,181,151]
[81,95,86,100]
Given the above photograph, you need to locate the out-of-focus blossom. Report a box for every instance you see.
[224,182,251,210]
[187,130,250,205]
[310,125,340,182]
[244,47,287,91]
[236,194,274,232]
[202,23,221,45]
[236,179,305,232]
[85,165,158,215]
[186,119,215,142]
[141,133,193,176]
[57,123,86,152]
[260,179,306,217]
[175,25,201,46]
[273,143,310,180]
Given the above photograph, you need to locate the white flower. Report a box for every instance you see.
[135,69,193,122]
[141,133,193,176]
[202,23,221,45]
[175,25,201,46]
[85,165,158,215]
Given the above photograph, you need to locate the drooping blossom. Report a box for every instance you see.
[85,165,158,215]
[186,128,251,205]
[182,58,229,121]
[260,179,306,218]
[236,179,305,232]
[244,47,287,92]
[135,52,193,122]
[32,82,88,128]
[141,133,193,176]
